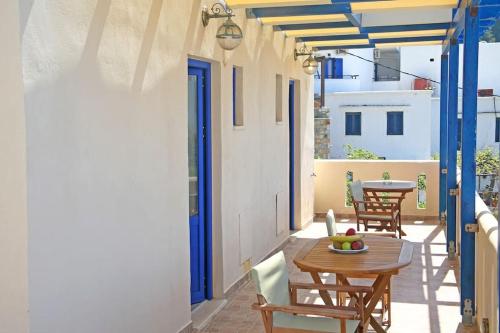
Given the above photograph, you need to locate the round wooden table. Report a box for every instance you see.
[294,236,413,333]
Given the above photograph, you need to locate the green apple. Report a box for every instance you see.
[342,242,351,250]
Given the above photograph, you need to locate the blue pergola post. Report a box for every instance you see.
[460,2,479,325]
[439,54,449,230]
[446,40,459,259]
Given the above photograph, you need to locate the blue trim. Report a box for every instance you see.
[460,3,479,317]
[276,21,354,31]
[370,35,446,43]
[439,54,449,232]
[446,42,459,258]
[361,22,451,33]
[300,35,445,43]
[252,4,351,18]
[188,58,213,303]
[316,44,374,50]
[232,67,236,127]
[289,80,295,230]
[300,34,369,42]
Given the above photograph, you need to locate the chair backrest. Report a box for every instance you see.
[251,251,290,306]
[326,209,337,237]
[349,180,365,211]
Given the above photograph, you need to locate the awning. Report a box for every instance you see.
[225,0,500,50]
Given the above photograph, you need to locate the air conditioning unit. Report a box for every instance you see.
[374,49,381,59]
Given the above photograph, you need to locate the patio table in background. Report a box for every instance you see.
[361,180,417,236]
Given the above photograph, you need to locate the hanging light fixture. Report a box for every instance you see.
[202,3,243,51]
[294,45,319,75]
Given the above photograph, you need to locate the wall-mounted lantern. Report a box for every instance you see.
[202,3,243,51]
[294,45,319,75]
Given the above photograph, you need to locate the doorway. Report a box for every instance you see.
[188,59,212,304]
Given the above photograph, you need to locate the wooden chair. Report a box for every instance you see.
[251,251,371,333]
[326,209,394,327]
[349,181,402,239]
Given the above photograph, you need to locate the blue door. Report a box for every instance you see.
[188,60,212,304]
[289,81,295,230]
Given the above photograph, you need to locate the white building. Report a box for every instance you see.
[319,43,500,159]
[315,43,500,96]
[327,90,433,160]
[326,91,499,160]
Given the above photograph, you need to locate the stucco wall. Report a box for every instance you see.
[431,97,500,155]
[327,90,433,160]
[20,1,313,332]
[0,2,29,333]
[314,160,439,218]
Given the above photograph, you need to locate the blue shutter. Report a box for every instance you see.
[346,112,361,135]
[325,58,344,79]
[495,118,499,142]
[387,112,403,135]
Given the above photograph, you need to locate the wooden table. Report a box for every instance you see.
[362,180,417,236]
[294,236,413,332]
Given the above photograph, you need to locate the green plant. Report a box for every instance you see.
[431,153,440,160]
[345,171,354,207]
[344,144,379,160]
[476,148,500,175]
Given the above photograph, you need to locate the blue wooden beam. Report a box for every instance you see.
[345,13,361,27]
[446,40,459,260]
[439,54,449,231]
[299,34,369,42]
[460,1,479,325]
[443,0,469,54]
[300,35,446,43]
[361,22,452,33]
[276,21,354,31]
[250,4,351,18]
[315,44,374,50]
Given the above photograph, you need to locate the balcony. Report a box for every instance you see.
[196,160,497,333]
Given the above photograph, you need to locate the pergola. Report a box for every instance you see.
[225,0,499,326]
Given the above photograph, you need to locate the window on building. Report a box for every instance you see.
[276,74,283,123]
[345,112,361,135]
[496,118,500,143]
[374,48,401,82]
[387,112,403,135]
[457,118,463,149]
[233,66,244,126]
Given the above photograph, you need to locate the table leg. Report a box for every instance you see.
[337,273,392,333]
[309,272,334,306]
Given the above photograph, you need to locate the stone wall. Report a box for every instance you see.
[315,107,331,159]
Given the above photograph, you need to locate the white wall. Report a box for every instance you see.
[19,1,313,333]
[316,43,500,97]
[0,2,29,333]
[327,90,433,160]
[431,97,500,155]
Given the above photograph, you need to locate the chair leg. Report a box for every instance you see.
[356,219,360,231]
[398,215,402,239]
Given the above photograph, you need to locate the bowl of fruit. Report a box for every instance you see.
[328,228,368,254]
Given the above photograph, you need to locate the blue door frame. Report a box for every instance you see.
[188,59,213,304]
[289,80,295,230]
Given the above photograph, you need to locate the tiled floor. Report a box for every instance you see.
[197,219,477,333]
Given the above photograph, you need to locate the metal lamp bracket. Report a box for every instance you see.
[202,3,234,27]
[294,45,313,61]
